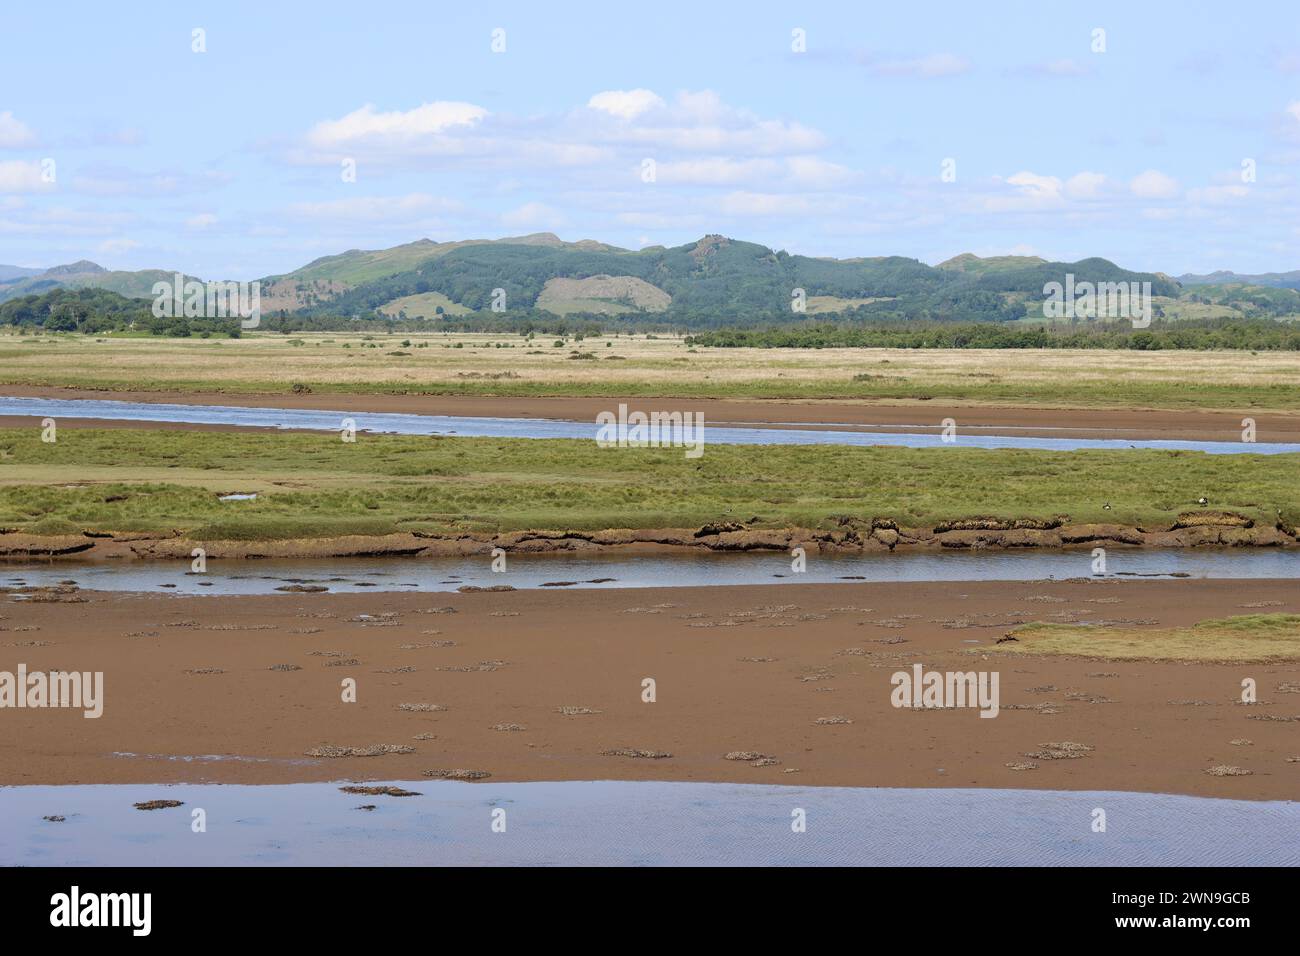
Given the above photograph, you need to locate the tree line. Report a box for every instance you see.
[684,318,1300,351]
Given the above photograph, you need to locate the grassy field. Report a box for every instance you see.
[2,330,1300,411]
[377,292,473,318]
[1011,295,1262,325]
[998,614,1300,661]
[0,427,1295,539]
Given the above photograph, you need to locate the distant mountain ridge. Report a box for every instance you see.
[275,233,1178,322]
[1178,269,1300,291]
[0,264,44,282]
[3,234,1296,323]
[0,259,200,302]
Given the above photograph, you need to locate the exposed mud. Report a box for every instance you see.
[5,384,1300,442]
[1,511,1294,563]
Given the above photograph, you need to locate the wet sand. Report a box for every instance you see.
[4,385,1297,442]
[2,579,1297,798]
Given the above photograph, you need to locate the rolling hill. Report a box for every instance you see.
[0,260,203,303]
[4,234,1296,325]
[1179,270,1300,290]
[0,264,43,282]
[283,233,1179,324]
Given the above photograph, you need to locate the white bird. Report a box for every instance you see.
[1197,497,1208,506]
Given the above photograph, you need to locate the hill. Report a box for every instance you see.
[2,236,1295,326]
[0,264,45,282]
[936,252,1047,274]
[1179,270,1300,290]
[289,234,1179,325]
[0,286,237,335]
[0,261,204,303]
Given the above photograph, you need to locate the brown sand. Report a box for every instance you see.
[2,579,1297,798]
[4,384,1297,442]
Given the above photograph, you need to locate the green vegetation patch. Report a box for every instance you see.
[0,427,1294,539]
[996,614,1300,661]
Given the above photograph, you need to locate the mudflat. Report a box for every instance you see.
[3,578,1296,799]
[4,385,1298,443]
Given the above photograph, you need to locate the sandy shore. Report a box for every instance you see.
[2,579,1297,798]
[4,384,1297,443]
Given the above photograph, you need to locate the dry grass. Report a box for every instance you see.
[4,330,1300,409]
[996,614,1300,662]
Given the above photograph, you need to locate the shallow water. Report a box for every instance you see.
[4,396,1295,454]
[4,548,1298,595]
[2,781,1295,866]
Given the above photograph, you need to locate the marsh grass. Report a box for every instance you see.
[4,332,1300,410]
[998,614,1300,661]
[0,427,1295,539]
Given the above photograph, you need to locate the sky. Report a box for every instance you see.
[1,0,1298,280]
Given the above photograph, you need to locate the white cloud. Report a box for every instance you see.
[294,90,831,180]
[1022,59,1092,77]
[1129,169,1180,199]
[186,213,218,229]
[1004,243,1041,257]
[591,90,826,155]
[587,89,666,120]
[501,201,566,229]
[863,53,971,77]
[654,157,776,185]
[97,238,139,256]
[0,205,131,237]
[91,127,145,147]
[674,90,728,122]
[0,112,36,148]
[616,210,705,230]
[1187,183,1250,204]
[1288,101,1300,124]
[287,193,463,223]
[985,171,1064,211]
[649,155,850,188]
[718,191,811,217]
[1064,171,1108,199]
[307,101,487,149]
[0,160,52,193]
[785,156,855,187]
[71,166,232,198]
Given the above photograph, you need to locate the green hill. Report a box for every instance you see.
[1179,269,1300,290]
[299,235,1178,325]
[0,261,204,304]
[3,236,1294,326]
[0,264,44,283]
[268,233,628,287]
[937,252,1047,274]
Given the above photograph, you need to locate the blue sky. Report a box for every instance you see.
[2,0,1298,279]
